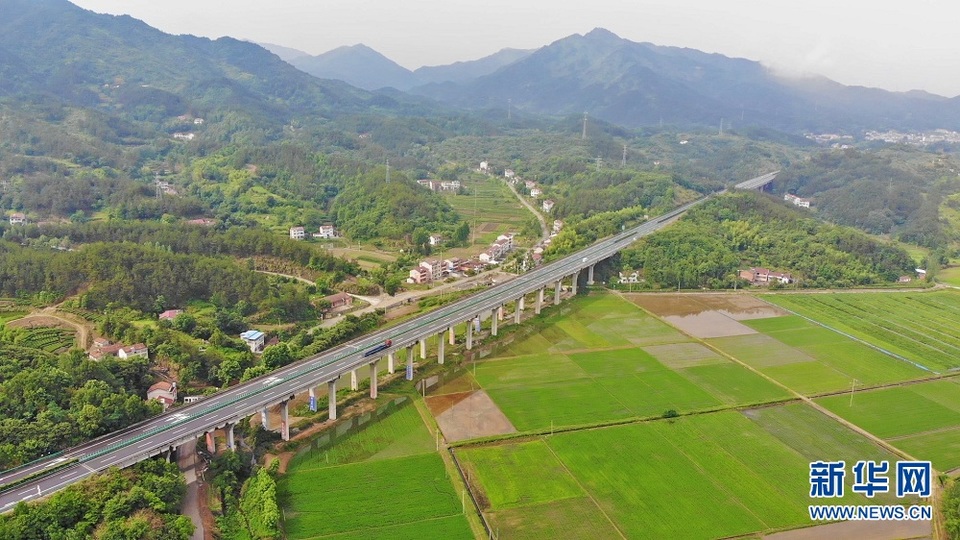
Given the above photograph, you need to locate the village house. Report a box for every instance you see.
[185,218,215,226]
[530,188,543,198]
[429,234,443,246]
[739,267,793,285]
[542,199,555,212]
[479,161,489,173]
[916,268,927,280]
[898,275,913,283]
[158,309,183,321]
[524,180,536,189]
[408,265,431,284]
[313,223,337,239]
[553,220,564,234]
[421,259,445,281]
[172,132,195,141]
[289,226,306,240]
[118,343,149,360]
[322,291,352,310]
[416,179,440,191]
[8,212,25,225]
[784,193,811,208]
[240,330,265,353]
[89,342,123,361]
[504,169,516,179]
[439,180,461,191]
[147,382,178,410]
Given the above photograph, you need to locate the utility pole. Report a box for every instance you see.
[622,144,627,168]
[719,118,724,136]
[385,159,390,183]
[595,156,602,172]
[582,112,588,140]
[507,98,512,121]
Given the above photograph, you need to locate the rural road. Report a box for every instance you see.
[505,178,550,243]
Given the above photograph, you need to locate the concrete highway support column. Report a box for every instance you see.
[449,326,456,345]
[572,271,581,295]
[536,287,545,314]
[587,264,595,285]
[369,361,379,399]
[350,369,358,391]
[227,423,236,451]
[261,406,270,430]
[308,386,317,412]
[554,280,562,305]
[519,296,525,311]
[498,306,505,321]
[281,401,290,441]
[491,307,499,336]
[466,319,473,350]
[437,332,445,364]
[406,345,415,381]
[514,297,523,324]
[420,338,427,360]
[387,352,396,374]
[206,431,216,454]
[328,380,338,421]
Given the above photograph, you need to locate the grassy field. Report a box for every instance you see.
[0,310,27,326]
[816,378,960,471]
[474,294,791,431]
[458,407,906,539]
[280,404,473,539]
[765,291,960,372]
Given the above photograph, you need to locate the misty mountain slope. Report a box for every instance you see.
[411,28,960,133]
[290,44,421,91]
[413,48,535,85]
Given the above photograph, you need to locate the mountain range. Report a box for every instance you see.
[2,0,959,137]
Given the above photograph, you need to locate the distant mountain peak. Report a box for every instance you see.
[583,27,622,41]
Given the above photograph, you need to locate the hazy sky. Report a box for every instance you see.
[71,0,960,97]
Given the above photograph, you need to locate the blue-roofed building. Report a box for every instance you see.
[240,330,265,353]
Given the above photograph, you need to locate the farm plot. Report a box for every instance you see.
[281,453,470,539]
[458,406,913,539]
[280,404,472,539]
[706,316,927,395]
[766,291,960,372]
[815,379,960,471]
[12,326,76,353]
[442,175,533,255]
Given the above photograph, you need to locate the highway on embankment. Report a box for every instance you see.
[0,192,717,511]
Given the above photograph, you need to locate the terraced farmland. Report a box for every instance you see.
[14,327,76,353]
[765,291,960,372]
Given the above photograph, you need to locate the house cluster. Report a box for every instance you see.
[185,218,215,227]
[289,224,339,240]
[155,179,178,196]
[739,267,794,285]
[407,257,485,284]
[416,179,461,192]
[784,193,811,208]
[479,233,516,264]
[7,212,26,225]
[89,338,149,361]
[528,220,564,267]
[176,115,205,125]
[172,132,195,141]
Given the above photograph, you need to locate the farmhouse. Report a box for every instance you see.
[542,199,555,212]
[147,381,178,410]
[8,212,25,225]
[289,226,306,240]
[784,193,811,208]
[739,267,793,285]
[313,224,338,239]
[158,309,183,321]
[240,330,265,353]
[323,292,352,310]
[118,343,149,360]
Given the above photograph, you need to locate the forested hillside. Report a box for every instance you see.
[620,192,916,289]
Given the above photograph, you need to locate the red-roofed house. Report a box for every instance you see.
[118,343,149,360]
[159,309,183,321]
[147,381,178,410]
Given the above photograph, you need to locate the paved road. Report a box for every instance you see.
[0,196,708,511]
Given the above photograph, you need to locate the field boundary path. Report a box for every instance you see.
[9,306,92,350]
[504,179,550,243]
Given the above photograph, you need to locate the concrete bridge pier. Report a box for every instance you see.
[420,339,427,360]
[308,386,317,412]
[449,326,456,345]
[369,360,379,399]
[437,332,445,364]
[514,296,523,324]
[587,264,595,285]
[498,306,505,321]
[350,369,358,391]
[206,431,216,454]
[261,406,270,430]
[572,271,581,294]
[554,279,562,305]
[491,307,499,336]
[536,287,544,314]
[406,344,415,380]
[227,423,236,451]
[281,401,290,441]
[328,380,338,421]
[387,352,396,374]
[466,319,474,350]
